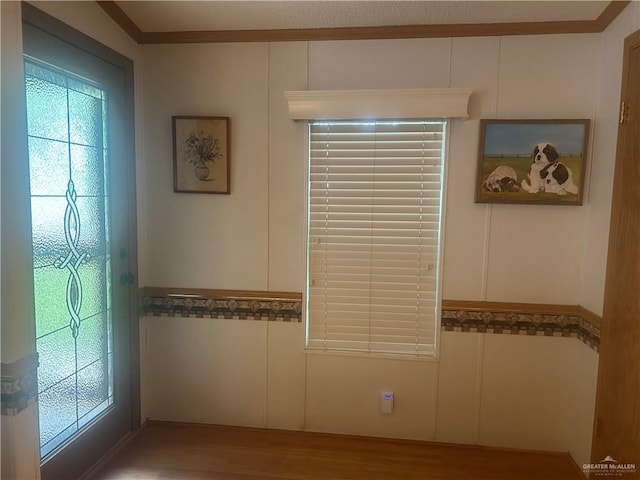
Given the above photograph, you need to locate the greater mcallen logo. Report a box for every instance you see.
[583,456,637,476]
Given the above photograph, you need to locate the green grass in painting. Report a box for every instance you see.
[479,155,582,203]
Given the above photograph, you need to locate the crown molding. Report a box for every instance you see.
[96,0,144,43]
[97,1,631,45]
[595,0,631,31]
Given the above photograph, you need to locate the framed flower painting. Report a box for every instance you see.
[172,116,230,194]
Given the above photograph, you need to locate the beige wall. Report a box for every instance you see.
[141,34,601,298]
[138,28,625,469]
[3,1,639,476]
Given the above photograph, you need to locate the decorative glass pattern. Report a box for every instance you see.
[25,60,113,459]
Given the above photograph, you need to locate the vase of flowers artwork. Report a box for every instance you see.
[184,131,220,181]
[173,116,230,194]
[194,163,209,180]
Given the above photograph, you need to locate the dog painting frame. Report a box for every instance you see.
[475,119,590,205]
[173,116,230,194]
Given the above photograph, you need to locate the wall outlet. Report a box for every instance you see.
[380,392,394,414]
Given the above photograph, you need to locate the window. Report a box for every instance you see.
[25,59,114,459]
[306,120,446,357]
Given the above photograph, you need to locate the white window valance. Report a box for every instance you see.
[284,88,472,121]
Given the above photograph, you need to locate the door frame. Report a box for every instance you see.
[21,2,140,477]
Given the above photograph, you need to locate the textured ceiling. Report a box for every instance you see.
[117,1,610,32]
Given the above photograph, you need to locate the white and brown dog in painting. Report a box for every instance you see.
[540,161,578,195]
[482,165,520,193]
[522,142,578,196]
[521,143,557,193]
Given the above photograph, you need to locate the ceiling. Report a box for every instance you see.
[116,1,611,33]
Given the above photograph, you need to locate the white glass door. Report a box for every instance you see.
[22,5,138,478]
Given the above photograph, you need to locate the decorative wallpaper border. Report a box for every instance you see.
[1,353,39,416]
[140,289,601,352]
[441,300,600,352]
[141,288,303,323]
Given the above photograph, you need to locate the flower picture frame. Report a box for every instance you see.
[475,119,590,205]
[173,116,230,194]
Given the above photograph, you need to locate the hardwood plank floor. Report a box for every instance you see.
[90,422,584,480]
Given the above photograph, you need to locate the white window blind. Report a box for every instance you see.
[306,120,446,356]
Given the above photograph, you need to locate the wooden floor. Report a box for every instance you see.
[90,422,584,480]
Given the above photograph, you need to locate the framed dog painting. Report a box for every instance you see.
[475,119,590,205]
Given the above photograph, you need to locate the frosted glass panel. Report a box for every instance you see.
[25,66,68,142]
[77,360,109,419]
[36,329,75,390]
[69,89,101,147]
[33,265,72,338]
[38,375,78,454]
[77,313,106,369]
[28,137,68,196]
[26,59,113,460]
[71,144,103,196]
[78,256,107,321]
[75,197,106,257]
[31,198,66,269]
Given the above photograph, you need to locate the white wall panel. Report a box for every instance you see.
[266,322,306,430]
[567,340,599,468]
[305,354,437,440]
[142,43,269,290]
[485,205,587,304]
[308,38,451,90]
[497,34,599,118]
[443,37,500,300]
[146,317,267,426]
[479,334,574,451]
[450,37,501,119]
[267,42,308,292]
[435,332,483,444]
[484,34,598,305]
